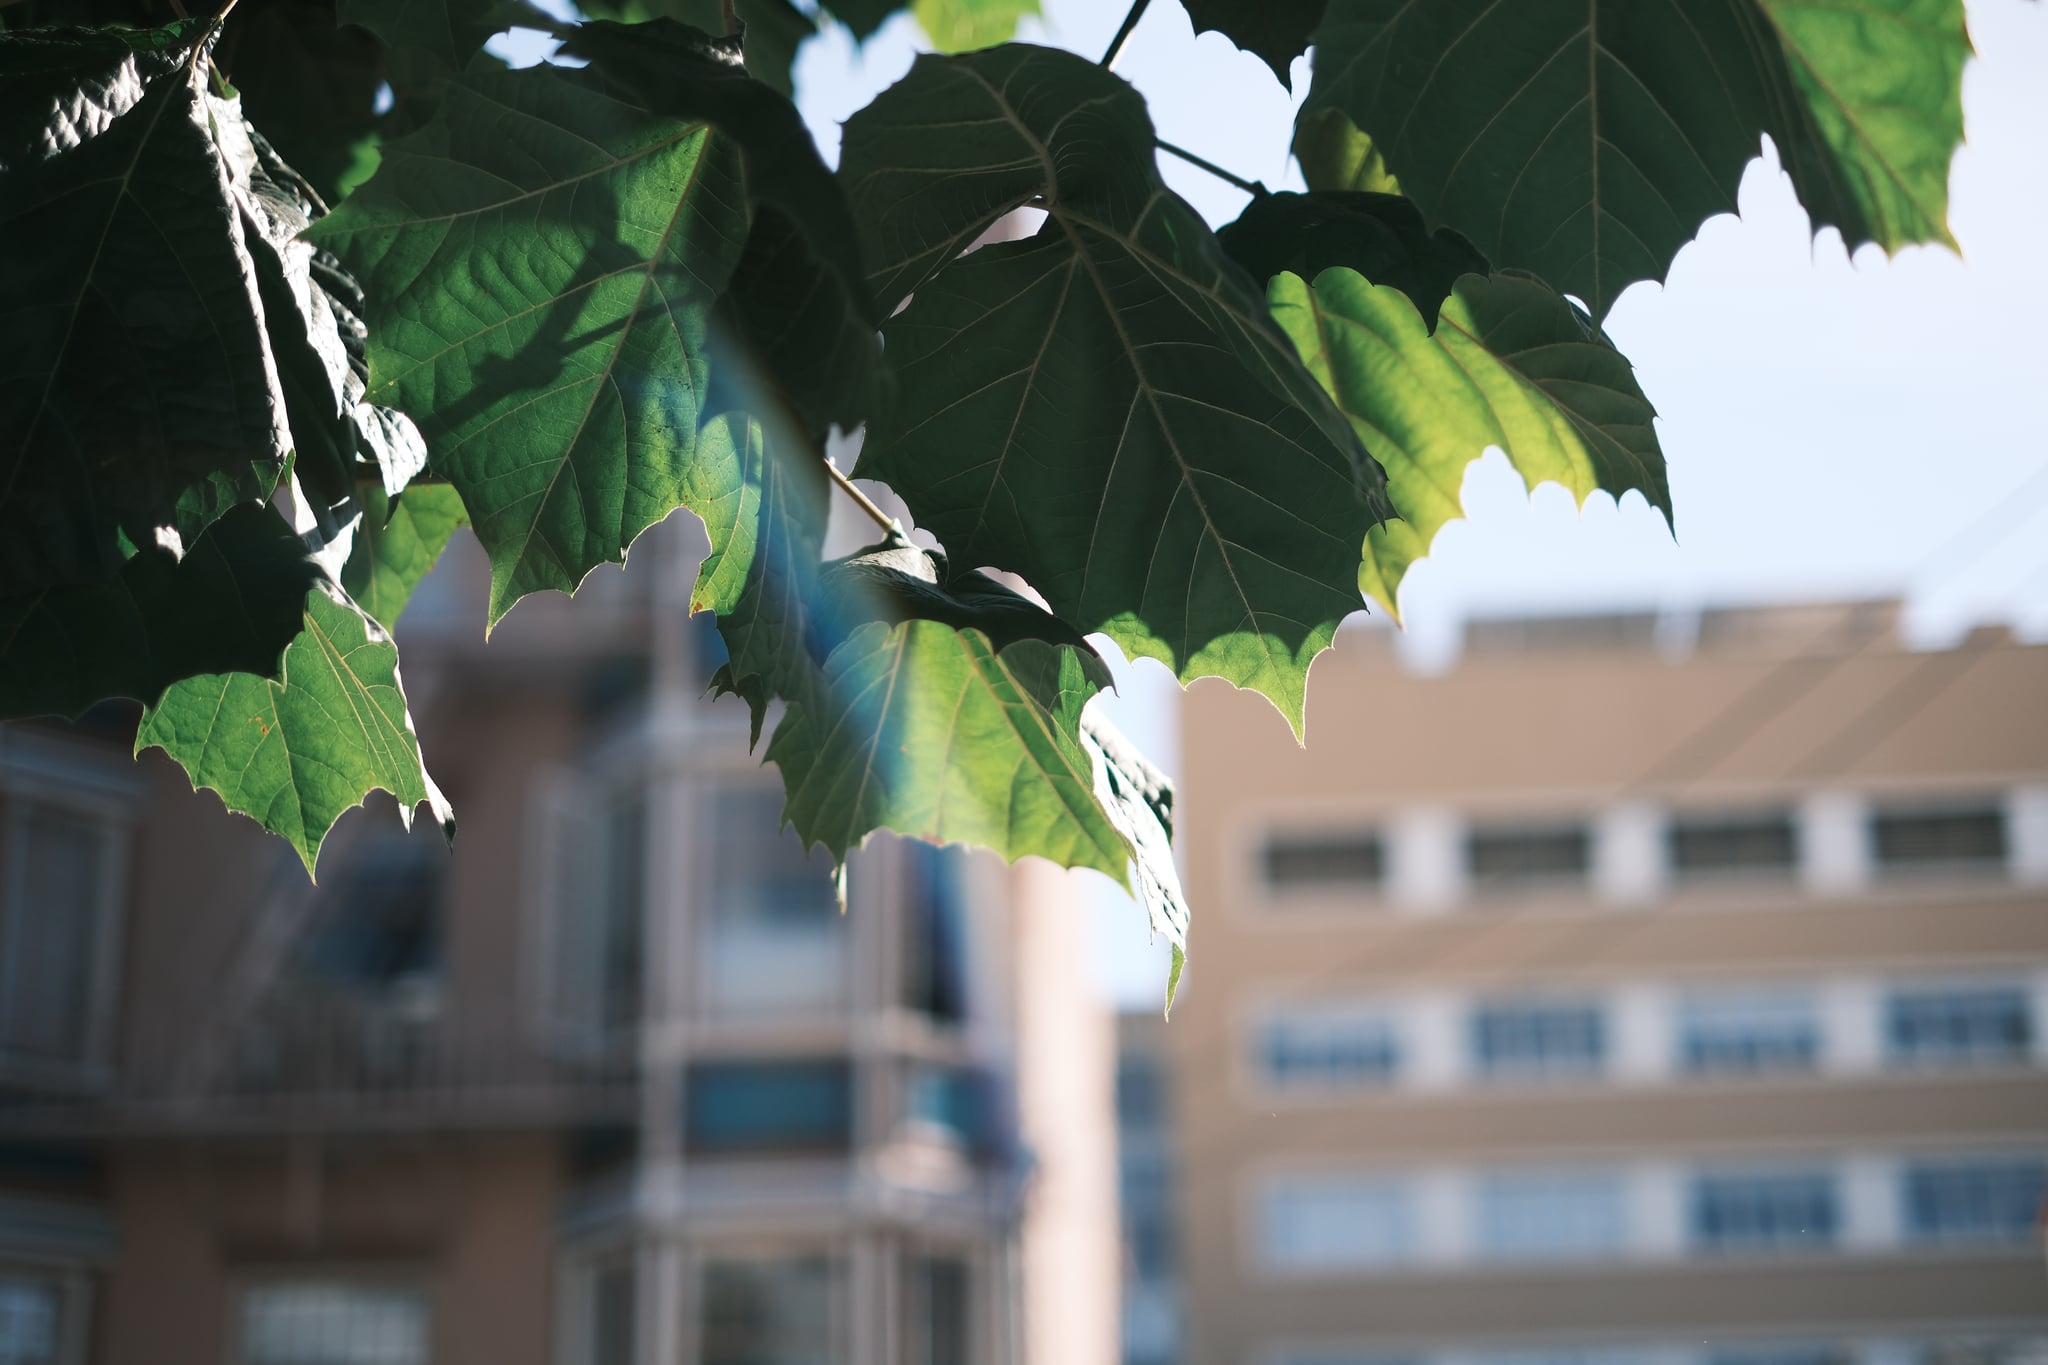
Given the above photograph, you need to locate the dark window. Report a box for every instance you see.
[1261,1013,1399,1088]
[240,1282,429,1365]
[300,828,446,995]
[1116,1054,1165,1130]
[684,1059,853,1154]
[1471,1002,1605,1080]
[1691,1172,1837,1253]
[1886,987,2032,1066]
[1466,826,1589,890]
[0,802,110,1069]
[702,1258,833,1365]
[904,1063,985,1149]
[1904,1160,2047,1245]
[1872,805,2007,874]
[704,789,845,1015]
[1679,994,1820,1075]
[1121,1151,1178,1279]
[1669,813,1798,880]
[1263,834,1383,891]
[903,841,967,1023]
[1705,1349,1848,1365]
[901,1255,968,1365]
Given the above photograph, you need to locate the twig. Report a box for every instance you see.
[1098,0,1153,67]
[822,455,900,535]
[184,0,242,76]
[720,0,737,36]
[1156,138,1269,197]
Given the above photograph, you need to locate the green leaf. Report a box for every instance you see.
[1179,0,1326,84]
[334,0,512,69]
[0,505,325,721]
[574,0,816,96]
[911,0,1038,51]
[1303,0,1968,320]
[1270,267,1666,617]
[1217,190,1486,329]
[842,44,1387,735]
[1291,105,1399,195]
[137,580,454,876]
[1080,709,1190,1013]
[225,0,387,207]
[764,537,1129,878]
[341,484,470,632]
[560,18,878,433]
[0,24,289,594]
[304,60,753,625]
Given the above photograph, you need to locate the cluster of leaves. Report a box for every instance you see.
[0,0,1970,1005]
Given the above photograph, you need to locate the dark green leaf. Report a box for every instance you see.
[304,60,754,624]
[1179,0,1325,84]
[822,0,905,41]
[137,580,454,876]
[764,537,1129,877]
[0,24,289,594]
[842,44,1387,734]
[334,0,513,69]
[1217,190,1486,329]
[0,505,324,720]
[341,484,469,631]
[1304,0,1968,320]
[222,0,386,207]
[911,0,1038,51]
[1270,267,1666,616]
[573,0,815,96]
[1081,709,1189,1013]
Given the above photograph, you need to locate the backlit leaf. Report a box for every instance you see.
[911,0,1038,52]
[1178,0,1325,84]
[138,580,454,876]
[1082,709,1190,1013]
[1217,190,1486,329]
[1271,267,1666,617]
[341,484,469,632]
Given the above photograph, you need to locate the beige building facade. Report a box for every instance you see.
[0,517,1119,1365]
[1167,602,2048,1365]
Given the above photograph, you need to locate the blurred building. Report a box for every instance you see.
[0,518,1120,1365]
[1163,601,2048,1365]
[1116,1014,1179,1365]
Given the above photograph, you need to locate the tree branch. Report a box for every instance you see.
[1099,0,1153,67]
[1155,138,1268,197]
[823,455,900,535]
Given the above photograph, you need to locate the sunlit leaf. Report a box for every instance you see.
[341,484,469,632]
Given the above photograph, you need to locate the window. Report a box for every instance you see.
[903,1063,984,1149]
[0,1273,62,1365]
[1471,1001,1606,1081]
[1476,1172,1628,1261]
[684,1059,853,1154]
[1466,825,1590,892]
[1264,834,1384,892]
[1691,1171,1837,1254]
[1258,1007,1399,1089]
[703,788,845,1016]
[1669,812,1798,881]
[1902,1158,2047,1246]
[1886,986,2033,1066]
[900,1255,969,1365]
[1678,992,1820,1075]
[0,799,120,1078]
[1872,803,2008,876]
[701,1256,836,1365]
[902,841,967,1024]
[1704,1348,1848,1365]
[1117,1053,1165,1130]
[299,824,448,998]
[1257,1176,1414,1272]
[538,782,644,1058]
[240,1281,428,1365]
[1122,1150,1177,1280]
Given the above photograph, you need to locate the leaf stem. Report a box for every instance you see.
[1156,138,1269,197]
[720,0,737,35]
[822,455,900,535]
[1098,0,1153,67]
[185,0,242,76]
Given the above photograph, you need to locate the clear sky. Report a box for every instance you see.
[505,0,2048,1008]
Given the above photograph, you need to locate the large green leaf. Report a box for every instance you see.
[1179,0,1325,84]
[1271,267,1665,616]
[305,59,753,625]
[341,484,469,632]
[0,505,324,720]
[842,45,1387,735]
[138,580,454,876]
[1303,0,1968,320]
[0,24,289,594]
[911,0,1038,51]
[765,537,1129,878]
[1217,190,1486,329]
[334,0,517,69]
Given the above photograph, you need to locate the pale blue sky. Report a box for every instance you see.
[500,0,2048,1007]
